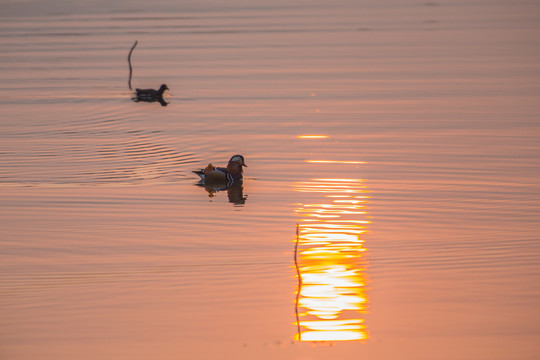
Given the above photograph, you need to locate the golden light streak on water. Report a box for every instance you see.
[297,135,330,139]
[293,178,369,342]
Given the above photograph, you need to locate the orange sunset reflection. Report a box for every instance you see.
[297,135,330,139]
[294,178,370,342]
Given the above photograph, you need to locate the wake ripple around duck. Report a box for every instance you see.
[0,105,198,186]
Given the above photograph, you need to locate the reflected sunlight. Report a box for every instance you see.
[294,179,370,342]
[297,135,330,139]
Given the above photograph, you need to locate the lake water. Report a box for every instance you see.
[1,0,539,359]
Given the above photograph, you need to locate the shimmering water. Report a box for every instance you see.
[1,1,540,359]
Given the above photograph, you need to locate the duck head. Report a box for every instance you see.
[158,84,169,95]
[227,155,247,176]
[227,155,247,167]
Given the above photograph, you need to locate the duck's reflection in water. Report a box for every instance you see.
[197,181,247,205]
[294,178,370,342]
[132,96,168,107]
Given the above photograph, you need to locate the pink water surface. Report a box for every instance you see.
[1,1,539,359]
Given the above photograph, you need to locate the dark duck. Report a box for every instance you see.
[193,155,247,187]
[133,84,169,106]
[127,41,170,106]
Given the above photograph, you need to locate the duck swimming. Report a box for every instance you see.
[132,84,169,106]
[127,41,170,106]
[193,155,247,186]
[135,84,169,98]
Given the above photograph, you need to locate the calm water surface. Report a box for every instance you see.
[1,0,540,359]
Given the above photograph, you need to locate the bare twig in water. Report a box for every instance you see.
[294,223,303,341]
[127,40,138,90]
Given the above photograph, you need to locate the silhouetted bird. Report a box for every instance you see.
[133,84,169,106]
[135,84,168,99]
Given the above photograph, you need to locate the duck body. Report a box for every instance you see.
[133,84,169,106]
[193,155,247,187]
[135,84,168,98]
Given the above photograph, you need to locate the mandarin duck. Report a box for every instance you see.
[193,155,247,186]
